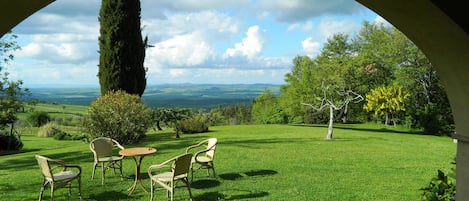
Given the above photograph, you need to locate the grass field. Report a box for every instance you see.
[0,124,455,200]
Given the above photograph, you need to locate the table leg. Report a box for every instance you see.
[127,156,149,195]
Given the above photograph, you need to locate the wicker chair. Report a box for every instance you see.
[89,137,124,185]
[185,138,217,181]
[148,153,193,201]
[35,155,82,201]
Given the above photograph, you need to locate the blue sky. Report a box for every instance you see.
[6,0,383,88]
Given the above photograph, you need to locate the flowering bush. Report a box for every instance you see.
[83,90,152,144]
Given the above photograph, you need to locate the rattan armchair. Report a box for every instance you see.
[89,137,124,185]
[35,155,82,201]
[148,153,193,201]
[185,138,217,181]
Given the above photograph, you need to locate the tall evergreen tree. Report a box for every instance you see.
[98,0,147,96]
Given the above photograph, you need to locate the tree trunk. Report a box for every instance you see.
[341,102,348,123]
[327,105,334,140]
[156,121,162,131]
[385,113,389,125]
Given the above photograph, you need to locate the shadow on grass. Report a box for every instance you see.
[138,131,210,154]
[87,190,137,201]
[191,179,221,189]
[195,190,269,200]
[292,123,424,135]
[219,169,277,180]
[0,148,41,156]
[1,150,89,170]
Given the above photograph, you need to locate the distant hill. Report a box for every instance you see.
[28,83,281,109]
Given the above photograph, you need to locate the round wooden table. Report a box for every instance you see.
[119,147,157,195]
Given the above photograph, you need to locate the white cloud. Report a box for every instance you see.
[224,25,267,60]
[145,32,216,71]
[318,17,360,40]
[16,34,98,64]
[301,37,321,57]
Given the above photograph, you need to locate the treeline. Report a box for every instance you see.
[178,21,453,136]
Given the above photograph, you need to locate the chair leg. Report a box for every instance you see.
[211,162,216,178]
[101,162,105,185]
[185,179,193,201]
[78,175,82,200]
[150,180,154,201]
[50,182,54,201]
[38,180,47,201]
[91,162,97,179]
[119,160,123,180]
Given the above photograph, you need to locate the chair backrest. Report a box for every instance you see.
[205,138,217,159]
[36,155,53,180]
[90,137,117,157]
[173,153,193,177]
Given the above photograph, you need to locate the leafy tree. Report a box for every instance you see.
[0,33,29,151]
[83,90,152,144]
[363,85,410,125]
[279,56,318,123]
[252,89,286,124]
[98,0,148,96]
[150,107,193,138]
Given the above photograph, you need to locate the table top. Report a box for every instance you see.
[119,147,157,157]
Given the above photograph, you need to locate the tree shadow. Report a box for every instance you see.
[219,169,278,180]
[87,190,137,201]
[195,190,269,201]
[292,123,424,135]
[190,179,221,189]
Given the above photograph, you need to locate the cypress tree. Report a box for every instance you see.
[98,0,147,96]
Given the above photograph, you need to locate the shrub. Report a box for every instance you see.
[83,90,152,144]
[37,122,61,137]
[27,111,50,127]
[0,132,23,151]
[421,160,456,201]
[53,132,84,141]
[176,118,209,134]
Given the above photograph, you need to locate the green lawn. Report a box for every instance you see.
[0,124,456,200]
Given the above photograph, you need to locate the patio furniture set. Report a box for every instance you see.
[35,137,218,201]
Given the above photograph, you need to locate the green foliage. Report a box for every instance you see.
[421,161,456,201]
[252,89,287,124]
[83,90,152,144]
[37,122,61,137]
[98,0,147,96]
[52,131,83,141]
[27,111,50,127]
[414,104,454,135]
[176,118,209,134]
[0,132,23,151]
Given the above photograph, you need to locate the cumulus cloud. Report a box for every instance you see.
[223,25,267,60]
[317,17,361,40]
[16,34,98,64]
[301,37,321,57]
[145,32,216,71]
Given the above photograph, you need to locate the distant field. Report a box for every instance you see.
[28,83,280,108]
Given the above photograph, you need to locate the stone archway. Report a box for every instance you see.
[356,1,469,200]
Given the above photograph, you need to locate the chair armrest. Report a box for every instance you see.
[148,164,170,176]
[185,140,208,153]
[64,164,82,174]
